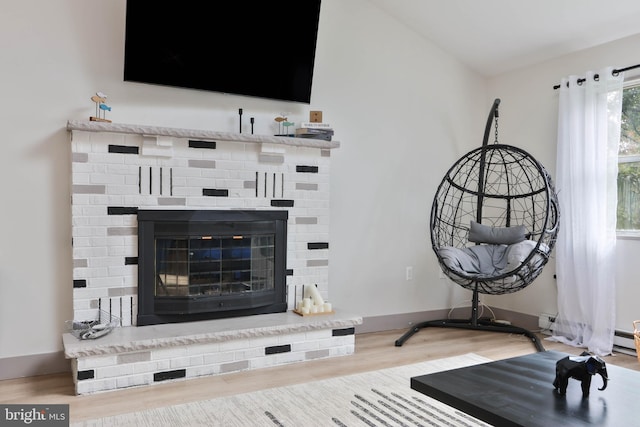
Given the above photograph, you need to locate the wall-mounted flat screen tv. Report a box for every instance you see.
[124,1,322,104]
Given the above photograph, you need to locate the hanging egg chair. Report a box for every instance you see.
[395,99,560,351]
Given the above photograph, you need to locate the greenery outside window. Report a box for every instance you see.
[618,80,640,234]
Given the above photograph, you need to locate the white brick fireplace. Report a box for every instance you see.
[62,121,362,394]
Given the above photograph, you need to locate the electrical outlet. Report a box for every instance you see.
[405,266,413,281]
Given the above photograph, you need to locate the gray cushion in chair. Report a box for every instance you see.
[439,244,508,277]
[438,239,547,280]
[468,221,526,245]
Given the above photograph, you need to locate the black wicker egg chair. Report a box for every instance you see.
[395,99,559,351]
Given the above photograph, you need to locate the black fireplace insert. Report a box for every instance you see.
[137,210,288,326]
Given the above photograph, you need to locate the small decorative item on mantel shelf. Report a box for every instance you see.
[293,284,334,316]
[274,112,295,137]
[295,110,334,141]
[89,91,112,123]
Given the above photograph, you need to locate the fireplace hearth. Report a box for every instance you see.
[137,209,288,326]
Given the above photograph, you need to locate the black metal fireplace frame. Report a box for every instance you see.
[137,209,288,326]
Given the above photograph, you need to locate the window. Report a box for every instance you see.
[617,81,640,232]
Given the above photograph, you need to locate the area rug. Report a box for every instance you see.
[72,353,492,427]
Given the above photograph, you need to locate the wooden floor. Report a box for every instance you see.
[1,328,638,423]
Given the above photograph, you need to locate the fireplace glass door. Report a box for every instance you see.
[155,235,275,298]
[137,210,288,326]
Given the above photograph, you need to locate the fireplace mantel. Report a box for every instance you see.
[66,120,340,149]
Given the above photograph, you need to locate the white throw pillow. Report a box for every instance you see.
[504,240,537,271]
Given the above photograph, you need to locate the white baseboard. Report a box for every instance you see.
[357,307,540,334]
[0,351,70,380]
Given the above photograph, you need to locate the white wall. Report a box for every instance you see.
[321,2,487,318]
[486,33,640,335]
[0,0,486,361]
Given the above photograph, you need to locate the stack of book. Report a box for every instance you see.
[295,122,334,141]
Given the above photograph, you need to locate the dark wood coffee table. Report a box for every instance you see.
[411,350,639,427]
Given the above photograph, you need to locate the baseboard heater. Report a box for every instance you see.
[613,329,636,355]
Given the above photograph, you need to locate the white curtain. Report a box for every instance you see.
[552,67,623,356]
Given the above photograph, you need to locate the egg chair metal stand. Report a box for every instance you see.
[395,99,559,352]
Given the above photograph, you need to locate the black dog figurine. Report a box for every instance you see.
[553,351,608,397]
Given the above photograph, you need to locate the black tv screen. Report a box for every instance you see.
[124,1,322,103]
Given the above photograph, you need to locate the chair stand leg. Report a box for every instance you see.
[394,318,544,352]
[394,288,545,352]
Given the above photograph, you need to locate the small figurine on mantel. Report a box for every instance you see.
[283,120,294,135]
[274,112,294,136]
[274,115,286,134]
[90,92,112,123]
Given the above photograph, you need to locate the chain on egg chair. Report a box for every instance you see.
[395,99,559,351]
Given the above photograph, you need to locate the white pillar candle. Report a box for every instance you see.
[308,285,325,306]
[310,305,319,314]
[323,302,332,312]
[302,298,311,308]
[301,306,310,315]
